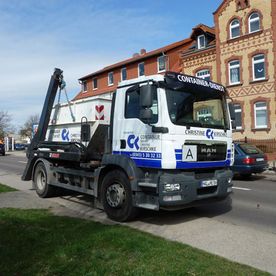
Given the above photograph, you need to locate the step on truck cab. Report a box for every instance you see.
[22,68,235,222]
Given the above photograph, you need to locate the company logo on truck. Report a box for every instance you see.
[206,129,214,140]
[127,135,139,150]
[185,129,227,139]
[61,128,70,141]
[95,105,104,120]
[175,74,225,92]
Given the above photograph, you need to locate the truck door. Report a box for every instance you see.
[113,85,162,169]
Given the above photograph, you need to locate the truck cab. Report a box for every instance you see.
[108,72,233,213]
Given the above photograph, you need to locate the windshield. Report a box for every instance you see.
[239,144,263,154]
[166,88,228,129]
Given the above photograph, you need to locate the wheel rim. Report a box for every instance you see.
[36,170,46,191]
[106,183,126,208]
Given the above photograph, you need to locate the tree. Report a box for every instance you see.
[0,111,13,140]
[20,114,40,139]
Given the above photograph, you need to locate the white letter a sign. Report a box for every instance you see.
[182,145,197,162]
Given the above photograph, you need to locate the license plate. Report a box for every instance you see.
[256,158,264,162]
[200,179,218,187]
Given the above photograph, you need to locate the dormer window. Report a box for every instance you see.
[82,81,87,93]
[197,35,206,49]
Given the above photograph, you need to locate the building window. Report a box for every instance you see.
[197,35,206,49]
[108,72,113,86]
[249,12,260,33]
[229,60,241,85]
[93,78,97,90]
[138,62,145,77]
[196,69,211,81]
[82,81,87,93]
[230,19,240,39]
[253,54,265,81]
[254,101,267,128]
[196,108,212,120]
[234,104,242,130]
[121,68,127,81]
[157,56,166,72]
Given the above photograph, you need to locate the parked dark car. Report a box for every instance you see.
[14,143,26,150]
[231,142,268,178]
[0,144,5,156]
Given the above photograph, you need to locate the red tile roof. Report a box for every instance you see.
[79,37,192,81]
[190,24,215,39]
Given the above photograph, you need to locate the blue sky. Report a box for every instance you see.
[0,0,222,129]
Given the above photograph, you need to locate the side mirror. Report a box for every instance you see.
[228,103,235,121]
[140,84,156,108]
[140,109,153,123]
[231,120,236,130]
[228,103,236,130]
[139,84,156,124]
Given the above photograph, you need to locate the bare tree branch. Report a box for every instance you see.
[0,111,13,139]
[19,114,40,139]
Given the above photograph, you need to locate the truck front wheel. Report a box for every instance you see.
[33,162,56,198]
[101,170,138,222]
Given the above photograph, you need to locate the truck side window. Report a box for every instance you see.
[125,87,158,124]
[125,89,140,118]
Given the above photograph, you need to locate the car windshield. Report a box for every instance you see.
[239,144,262,154]
[165,88,228,129]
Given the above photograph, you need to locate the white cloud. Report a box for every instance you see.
[0,1,174,130]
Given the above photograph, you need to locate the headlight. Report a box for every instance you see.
[164,183,180,192]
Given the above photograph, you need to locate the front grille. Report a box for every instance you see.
[185,143,227,161]
[197,186,217,195]
[194,170,216,179]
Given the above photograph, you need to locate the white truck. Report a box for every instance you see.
[22,68,235,222]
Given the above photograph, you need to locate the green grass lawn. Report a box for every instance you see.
[0,209,267,276]
[0,183,17,193]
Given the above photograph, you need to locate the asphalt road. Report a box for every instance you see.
[0,152,27,176]
[1,151,276,234]
[1,151,276,273]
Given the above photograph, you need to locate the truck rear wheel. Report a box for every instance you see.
[33,162,56,198]
[101,170,138,222]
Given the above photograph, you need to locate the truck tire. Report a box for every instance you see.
[101,170,138,222]
[33,162,57,198]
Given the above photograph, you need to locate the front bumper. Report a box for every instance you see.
[134,168,233,210]
[158,169,233,208]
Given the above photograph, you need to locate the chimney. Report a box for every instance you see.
[140,48,146,55]
[132,53,139,58]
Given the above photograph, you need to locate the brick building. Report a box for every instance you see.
[75,0,276,142]
[74,38,193,101]
[182,0,276,141]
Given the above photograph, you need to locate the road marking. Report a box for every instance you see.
[233,186,251,191]
[18,161,27,164]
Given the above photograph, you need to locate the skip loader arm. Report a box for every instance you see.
[22,68,63,181]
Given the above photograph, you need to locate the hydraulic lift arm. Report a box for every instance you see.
[22,68,63,181]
